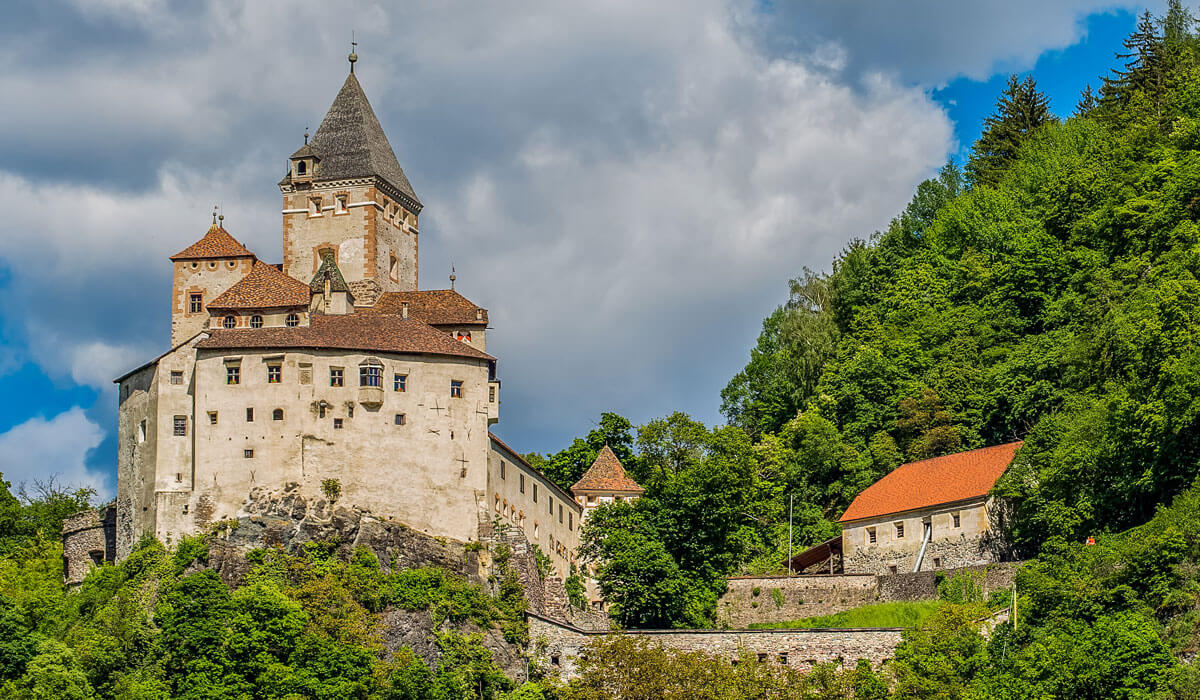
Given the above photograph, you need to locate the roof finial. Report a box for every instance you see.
[349,31,358,73]
[212,204,218,226]
[449,264,456,290]
[303,126,309,145]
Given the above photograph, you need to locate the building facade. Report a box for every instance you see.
[111,59,610,586]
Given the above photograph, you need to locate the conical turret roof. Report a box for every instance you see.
[571,446,643,495]
[288,72,420,207]
[170,224,256,261]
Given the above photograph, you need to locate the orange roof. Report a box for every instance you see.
[196,314,494,361]
[838,441,1023,523]
[170,225,256,260]
[367,290,488,326]
[208,261,310,309]
[571,446,643,495]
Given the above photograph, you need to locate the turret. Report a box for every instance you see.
[168,214,257,346]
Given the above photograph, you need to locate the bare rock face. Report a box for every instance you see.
[207,483,483,588]
[378,609,526,681]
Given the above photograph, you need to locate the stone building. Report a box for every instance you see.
[838,442,1022,575]
[109,55,586,583]
[570,445,643,522]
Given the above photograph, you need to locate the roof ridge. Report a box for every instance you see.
[571,445,643,494]
[170,225,256,261]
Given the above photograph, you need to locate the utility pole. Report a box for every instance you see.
[787,494,794,576]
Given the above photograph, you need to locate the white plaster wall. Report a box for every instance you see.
[488,442,582,577]
[172,258,255,346]
[148,347,490,547]
[842,501,991,574]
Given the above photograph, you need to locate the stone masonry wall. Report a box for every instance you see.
[718,575,877,628]
[62,504,116,586]
[529,613,903,679]
[718,563,1021,627]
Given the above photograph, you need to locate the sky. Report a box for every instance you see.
[0,0,1162,498]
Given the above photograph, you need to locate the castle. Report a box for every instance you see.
[107,55,641,600]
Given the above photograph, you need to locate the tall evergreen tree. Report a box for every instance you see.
[966,75,1056,187]
[1075,84,1099,116]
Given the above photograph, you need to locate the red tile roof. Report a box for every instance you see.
[839,442,1023,523]
[571,446,643,495]
[170,225,256,260]
[208,261,310,310]
[196,313,494,361]
[368,290,488,326]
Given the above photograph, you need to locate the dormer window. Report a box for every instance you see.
[286,313,300,327]
[250,315,264,328]
[296,160,306,176]
[223,315,237,329]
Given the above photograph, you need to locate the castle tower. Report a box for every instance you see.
[279,58,422,307]
[169,220,257,346]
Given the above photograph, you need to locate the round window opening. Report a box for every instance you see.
[190,262,198,269]
[285,313,300,327]
[223,316,237,329]
[250,315,264,328]
[227,260,236,268]
[208,261,217,269]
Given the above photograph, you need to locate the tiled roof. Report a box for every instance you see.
[208,261,310,310]
[281,73,420,206]
[571,446,644,495]
[367,290,488,325]
[310,253,351,293]
[196,314,494,361]
[170,225,256,261]
[838,442,1024,523]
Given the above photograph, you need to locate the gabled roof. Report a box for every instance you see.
[838,441,1024,523]
[282,72,420,207]
[310,253,351,293]
[208,261,310,310]
[170,225,256,261]
[571,446,643,495]
[367,290,488,325]
[195,314,494,361]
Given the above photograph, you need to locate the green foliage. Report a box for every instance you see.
[524,413,637,490]
[563,566,586,611]
[320,478,341,502]
[748,601,942,630]
[937,571,985,606]
[966,74,1057,186]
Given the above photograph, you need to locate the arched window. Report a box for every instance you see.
[285,313,300,327]
[250,315,264,328]
[223,316,237,329]
[272,408,283,421]
[296,160,306,175]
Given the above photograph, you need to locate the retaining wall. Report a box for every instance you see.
[529,613,903,679]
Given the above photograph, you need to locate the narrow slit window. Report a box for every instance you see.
[246,407,254,422]
[335,195,347,214]
[489,385,496,403]
[867,527,877,544]
[952,513,961,528]
[500,461,506,480]
[533,484,538,503]
[519,474,525,494]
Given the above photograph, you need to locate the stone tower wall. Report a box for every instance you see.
[282,184,417,300]
[62,504,116,585]
[171,257,255,347]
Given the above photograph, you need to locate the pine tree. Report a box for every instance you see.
[966,75,1056,187]
[1076,84,1099,117]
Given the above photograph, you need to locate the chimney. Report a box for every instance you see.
[401,301,409,319]
[476,308,483,321]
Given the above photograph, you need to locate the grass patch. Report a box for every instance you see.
[747,600,942,629]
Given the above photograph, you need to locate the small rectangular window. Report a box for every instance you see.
[318,404,326,419]
[335,195,347,214]
[587,495,597,505]
[360,365,381,387]
[175,472,182,483]
[138,420,146,443]
[500,461,506,480]
[309,197,322,216]
[330,368,344,387]
[520,474,525,494]
[533,484,538,503]
[226,366,240,385]
[569,512,573,530]
[450,380,463,398]
[952,513,961,528]
[558,504,563,524]
[189,293,203,313]
[867,527,877,544]
[933,557,942,568]
[489,385,496,403]
[333,418,344,429]
[244,449,254,458]
[394,374,407,392]
[394,413,406,425]
[246,408,254,422]
[889,565,898,574]
[549,498,554,515]
[173,416,187,436]
[208,411,218,425]
[170,370,183,385]
[895,522,904,539]
[267,365,282,383]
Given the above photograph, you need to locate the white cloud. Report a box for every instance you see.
[0,408,108,497]
[0,0,1125,455]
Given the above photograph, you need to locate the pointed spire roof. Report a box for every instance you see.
[208,261,311,310]
[571,446,644,495]
[170,224,256,261]
[309,253,351,294]
[288,72,420,207]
